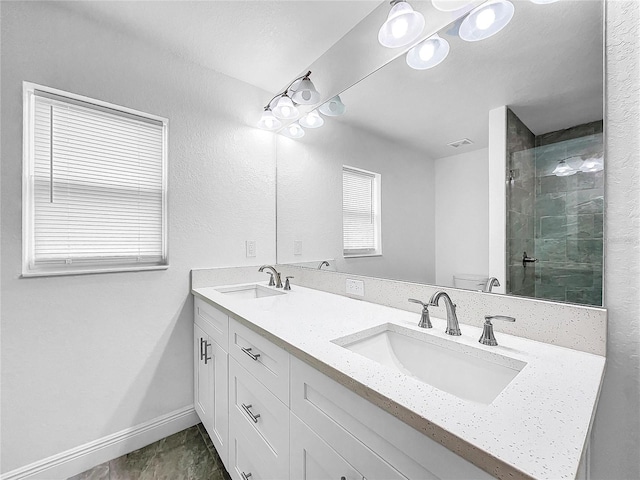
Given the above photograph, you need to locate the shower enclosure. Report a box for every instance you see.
[506,109,604,306]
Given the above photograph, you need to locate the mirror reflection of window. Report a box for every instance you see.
[342,166,381,257]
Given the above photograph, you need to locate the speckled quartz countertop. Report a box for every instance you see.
[192,282,605,480]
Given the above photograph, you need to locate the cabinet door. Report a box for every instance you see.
[290,413,363,480]
[194,323,213,429]
[194,324,229,468]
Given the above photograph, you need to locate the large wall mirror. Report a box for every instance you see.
[276,0,604,306]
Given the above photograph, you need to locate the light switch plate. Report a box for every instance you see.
[246,240,256,257]
[346,278,365,296]
[294,240,303,256]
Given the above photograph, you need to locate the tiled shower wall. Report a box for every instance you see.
[534,124,604,305]
[507,113,604,306]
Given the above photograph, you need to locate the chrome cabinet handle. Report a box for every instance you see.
[200,338,211,364]
[241,347,260,361]
[241,473,252,480]
[241,403,261,423]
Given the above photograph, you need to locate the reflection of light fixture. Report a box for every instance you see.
[431,0,474,12]
[257,108,282,130]
[579,156,604,173]
[272,95,299,120]
[281,122,305,139]
[552,159,577,177]
[290,74,320,105]
[529,0,558,3]
[378,0,425,48]
[299,109,324,129]
[318,95,347,116]
[406,34,450,70]
[459,0,515,42]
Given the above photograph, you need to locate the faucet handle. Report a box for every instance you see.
[408,299,432,329]
[264,272,275,286]
[284,276,294,291]
[479,315,515,346]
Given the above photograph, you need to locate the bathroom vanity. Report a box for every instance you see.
[191,270,605,480]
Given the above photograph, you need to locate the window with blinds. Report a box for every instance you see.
[22,83,168,276]
[342,166,382,256]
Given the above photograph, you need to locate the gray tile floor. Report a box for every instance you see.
[68,424,231,480]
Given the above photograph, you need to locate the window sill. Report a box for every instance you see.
[21,264,169,278]
[343,253,383,259]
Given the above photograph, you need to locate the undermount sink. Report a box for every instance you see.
[214,284,286,300]
[333,324,526,405]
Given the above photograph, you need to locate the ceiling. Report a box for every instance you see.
[56,0,381,94]
[335,0,604,159]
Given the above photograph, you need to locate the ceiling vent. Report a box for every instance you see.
[447,138,474,148]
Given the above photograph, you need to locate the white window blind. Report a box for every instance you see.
[343,166,381,256]
[23,85,168,275]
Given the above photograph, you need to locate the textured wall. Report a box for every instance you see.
[434,148,489,288]
[0,2,275,473]
[591,1,640,478]
[276,121,436,285]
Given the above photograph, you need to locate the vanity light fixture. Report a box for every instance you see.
[299,109,324,129]
[318,95,347,116]
[431,0,474,12]
[459,0,515,42]
[378,0,425,49]
[281,122,305,139]
[257,108,282,130]
[290,73,321,105]
[406,34,450,70]
[257,71,321,129]
[552,159,577,177]
[271,94,299,120]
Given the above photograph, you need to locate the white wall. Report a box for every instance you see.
[277,120,435,284]
[592,1,640,478]
[0,2,276,473]
[434,148,489,287]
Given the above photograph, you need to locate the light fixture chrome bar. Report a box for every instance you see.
[262,70,313,110]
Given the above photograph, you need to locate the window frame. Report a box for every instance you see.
[21,82,169,277]
[342,165,382,258]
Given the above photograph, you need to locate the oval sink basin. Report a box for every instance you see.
[215,284,286,300]
[333,324,526,405]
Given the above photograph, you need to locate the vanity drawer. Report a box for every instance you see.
[228,420,281,480]
[291,357,491,480]
[194,297,228,350]
[229,318,289,405]
[229,357,289,474]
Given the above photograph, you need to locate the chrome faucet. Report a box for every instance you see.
[258,265,283,288]
[318,260,330,270]
[429,291,461,336]
[483,277,500,293]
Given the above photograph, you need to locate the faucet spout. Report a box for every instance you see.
[258,265,283,288]
[483,277,500,293]
[429,291,461,336]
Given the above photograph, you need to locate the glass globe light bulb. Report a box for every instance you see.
[391,17,409,38]
[419,42,436,61]
[476,7,496,30]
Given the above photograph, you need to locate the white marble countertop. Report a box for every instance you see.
[192,282,605,480]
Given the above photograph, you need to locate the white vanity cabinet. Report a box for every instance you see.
[193,298,229,466]
[227,318,290,480]
[194,296,493,480]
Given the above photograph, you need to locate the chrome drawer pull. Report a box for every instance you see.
[241,346,260,361]
[241,403,261,423]
[241,472,252,480]
[199,338,206,361]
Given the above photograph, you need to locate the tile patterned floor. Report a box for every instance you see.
[68,424,231,480]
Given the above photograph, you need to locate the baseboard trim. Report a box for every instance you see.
[1,406,198,480]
